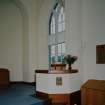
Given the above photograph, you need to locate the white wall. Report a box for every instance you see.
[65,0,83,83]
[0,0,38,82]
[37,0,54,69]
[37,0,105,84]
[0,0,105,83]
[20,0,38,82]
[82,0,105,82]
[0,0,23,81]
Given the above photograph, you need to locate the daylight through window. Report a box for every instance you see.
[49,0,66,66]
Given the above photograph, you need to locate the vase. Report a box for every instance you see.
[65,64,68,70]
[66,64,72,70]
[68,64,72,70]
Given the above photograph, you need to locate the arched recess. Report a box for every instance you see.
[11,0,29,82]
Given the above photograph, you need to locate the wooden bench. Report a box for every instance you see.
[0,68,9,87]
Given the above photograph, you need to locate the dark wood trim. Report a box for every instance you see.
[10,81,36,86]
[70,90,81,105]
[0,69,9,87]
[36,91,49,98]
[35,70,48,73]
[10,81,24,84]
[23,82,36,86]
[35,69,78,74]
[96,44,105,64]
[49,69,78,74]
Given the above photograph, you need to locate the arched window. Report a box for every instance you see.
[49,0,65,66]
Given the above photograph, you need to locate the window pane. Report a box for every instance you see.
[50,43,66,64]
[62,54,65,63]
[62,22,65,31]
[51,45,56,63]
[50,23,52,34]
[58,14,62,23]
[62,43,65,54]
[58,44,62,55]
[57,44,62,63]
[61,7,64,14]
[62,12,65,22]
[55,4,60,12]
[58,13,65,32]
[60,7,65,22]
[61,43,65,63]
[51,24,55,34]
[51,45,55,55]
[51,55,56,63]
[49,2,65,65]
[58,23,62,32]
[51,25,54,34]
[52,16,55,25]
[57,55,62,62]
[50,15,55,35]
[53,24,55,34]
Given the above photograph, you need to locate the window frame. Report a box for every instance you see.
[49,0,65,66]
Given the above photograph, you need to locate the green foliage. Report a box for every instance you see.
[64,54,77,65]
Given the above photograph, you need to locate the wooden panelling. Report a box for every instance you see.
[96,44,105,64]
[36,90,81,105]
[49,94,69,105]
[0,68,9,87]
[36,91,49,98]
[81,80,105,105]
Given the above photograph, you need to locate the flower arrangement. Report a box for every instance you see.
[64,54,78,70]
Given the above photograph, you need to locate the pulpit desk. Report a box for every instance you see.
[35,70,81,105]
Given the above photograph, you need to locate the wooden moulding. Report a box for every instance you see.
[35,70,48,73]
[81,79,105,91]
[35,69,78,74]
